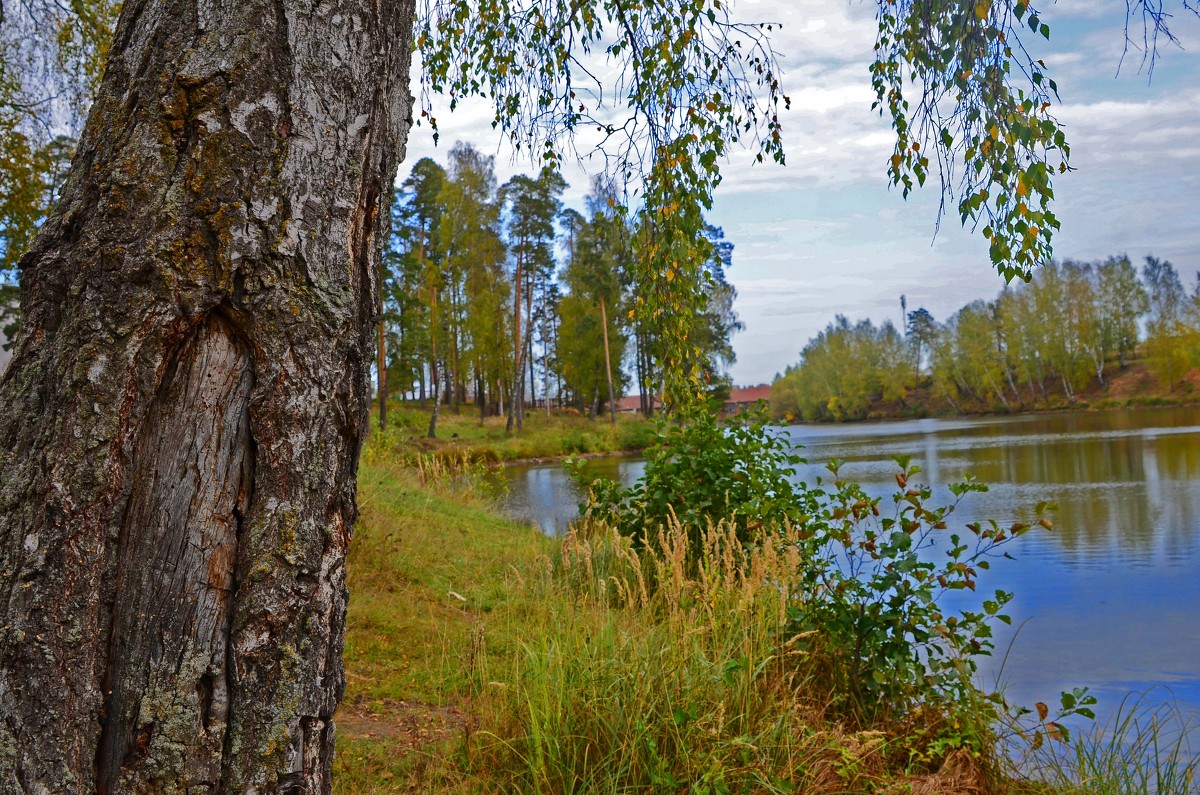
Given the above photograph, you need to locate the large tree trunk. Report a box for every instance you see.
[0,0,415,791]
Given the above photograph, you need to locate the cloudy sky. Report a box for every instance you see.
[404,0,1200,386]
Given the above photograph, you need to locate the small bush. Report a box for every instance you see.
[560,429,589,454]
[576,408,812,546]
[787,457,1048,731]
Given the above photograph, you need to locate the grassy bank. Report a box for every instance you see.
[371,404,656,464]
[334,439,1199,794]
[334,447,555,791]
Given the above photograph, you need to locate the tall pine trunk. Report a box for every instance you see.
[0,0,415,790]
[378,318,389,430]
[506,247,524,433]
[600,297,617,425]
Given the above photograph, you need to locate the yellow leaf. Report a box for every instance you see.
[1036,701,1049,721]
[890,153,903,170]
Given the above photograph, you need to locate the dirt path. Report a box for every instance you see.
[336,699,472,754]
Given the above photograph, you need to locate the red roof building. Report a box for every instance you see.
[723,385,771,413]
[616,394,664,413]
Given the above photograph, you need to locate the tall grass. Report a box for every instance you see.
[1015,693,1199,794]
[463,518,990,794]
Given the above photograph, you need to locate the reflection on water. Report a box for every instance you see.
[498,407,1200,721]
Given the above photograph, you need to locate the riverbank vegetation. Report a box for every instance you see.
[771,255,1200,423]
[367,404,657,464]
[334,414,1198,794]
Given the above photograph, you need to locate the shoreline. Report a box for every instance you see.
[781,393,1200,428]
[493,446,647,467]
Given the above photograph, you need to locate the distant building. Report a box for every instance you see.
[722,385,771,414]
[616,389,770,415]
[616,394,664,414]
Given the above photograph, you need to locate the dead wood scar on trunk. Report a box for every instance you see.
[96,313,255,793]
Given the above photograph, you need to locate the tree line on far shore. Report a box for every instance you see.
[379,143,742,434]
[771,255,1200,422]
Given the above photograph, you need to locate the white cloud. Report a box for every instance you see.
[1050,0,1126,20]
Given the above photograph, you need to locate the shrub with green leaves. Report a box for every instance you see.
[788,457,1056,730]
[571,406,815,546]
[572,407,1074,746]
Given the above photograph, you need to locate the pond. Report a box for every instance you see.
[496,406,1200,724]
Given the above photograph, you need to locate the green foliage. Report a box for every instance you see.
[1,1,118,272]
[787,458,1052,727]
[412,0,1090,411]
[934,299,1019,409]
[436,142,509,416]
[385,157,447,398]
[341,427,1187,794]
[682,225,744,388]
[770,316,911,422]
[1142,256,1200,386]
[0,130,67,272]
[1095,255,1149,368]
[384,154,745,422]
[873,0,1068,281]
[500,166,566,429]
[574,411,1072,746]
[575,406,811,546]
[0,282,18,351]
[416,0,791,410]
[774,253,1192,420]
[367,403,655,464]
[557,179,632,415]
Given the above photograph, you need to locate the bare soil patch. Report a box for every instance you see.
[336,699,471,754]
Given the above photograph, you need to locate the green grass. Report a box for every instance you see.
[342,452,554,707]
[334,449,992,793]
[334,450,556,792]
[1012,694,1199,795]
[370,403,657,465]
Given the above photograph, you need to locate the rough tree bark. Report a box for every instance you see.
[0,0,415,791]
